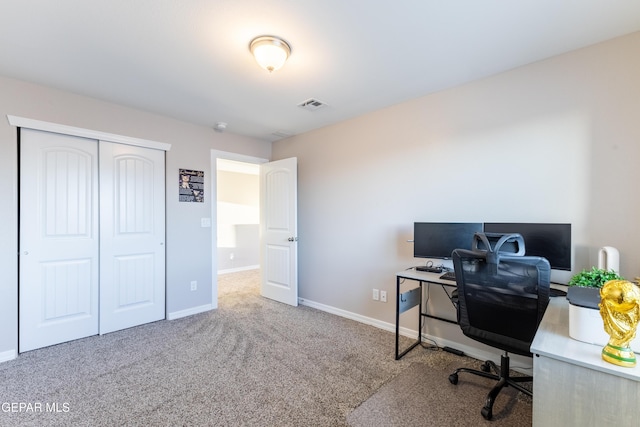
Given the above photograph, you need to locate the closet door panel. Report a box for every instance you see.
[19,129,99,352]
[99,141,165,334]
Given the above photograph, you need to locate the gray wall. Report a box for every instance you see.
[272,32,640,347]
[2,31,639,363]
[217,225,260,272]
[0,76,270,360]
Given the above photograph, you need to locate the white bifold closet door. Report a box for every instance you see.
[19,130,100,352]
[19,129,165,352]
[98,141,165,334]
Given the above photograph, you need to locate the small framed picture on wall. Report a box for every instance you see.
[179,169,204,202]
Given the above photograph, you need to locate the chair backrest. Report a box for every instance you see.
[452,247,551,356]
[471,232,525,257]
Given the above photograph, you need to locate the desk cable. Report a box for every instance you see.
[419,285,440,351]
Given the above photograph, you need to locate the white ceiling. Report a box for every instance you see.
[1,1,639,143]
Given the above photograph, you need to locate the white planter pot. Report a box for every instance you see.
[568,291,640,352]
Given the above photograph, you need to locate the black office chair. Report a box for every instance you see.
[448,233,550,420]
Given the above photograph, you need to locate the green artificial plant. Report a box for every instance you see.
[568,266,624,289]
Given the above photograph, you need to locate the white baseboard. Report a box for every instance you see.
[298,297,532,372]
[0,349,17,363]
[218,265,260,275]
[299,298,395,333]
[167,304,214,320]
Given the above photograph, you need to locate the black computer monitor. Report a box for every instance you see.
[483,222,572,270]
[414,222,483,260]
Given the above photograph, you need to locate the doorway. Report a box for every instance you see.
[210,151,267,303]
[216,158,260,274]
[210,151,298,308]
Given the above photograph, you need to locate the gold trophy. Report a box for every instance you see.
[599,280,640,367]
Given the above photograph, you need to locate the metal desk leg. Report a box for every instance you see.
[395,278,423,360]
[395,275,401,359]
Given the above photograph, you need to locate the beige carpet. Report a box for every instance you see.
[347,360,532,426]
[0,270,532,426]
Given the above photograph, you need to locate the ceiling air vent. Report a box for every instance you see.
[298,98,327,111]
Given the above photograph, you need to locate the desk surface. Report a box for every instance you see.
[396,269,456,286]
[531,297,640,382]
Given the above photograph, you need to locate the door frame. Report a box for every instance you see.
[210,150,268,309]
[9,116,171,151]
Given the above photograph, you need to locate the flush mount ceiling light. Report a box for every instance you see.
[249,36,291,73]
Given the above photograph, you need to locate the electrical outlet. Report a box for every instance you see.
[372,289,379,301]
[190,281,197,291]
[380,290,387,303]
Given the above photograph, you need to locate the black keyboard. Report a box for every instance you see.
[416,266,443,273]
[439,271,456,281]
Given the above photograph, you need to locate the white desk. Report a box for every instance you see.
[531,297,640,426]
[395,269,457,359]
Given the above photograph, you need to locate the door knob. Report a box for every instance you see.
[287,237,298,242]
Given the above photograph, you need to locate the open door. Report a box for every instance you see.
[260,157,298,306]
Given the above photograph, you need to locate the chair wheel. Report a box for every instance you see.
[481,362,491,372]
[448,373,458,385]
[481,406,492,420]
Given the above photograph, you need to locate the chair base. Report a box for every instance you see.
[448,352,532,420]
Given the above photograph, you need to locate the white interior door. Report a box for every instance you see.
[19,129,100,352]
[260,157,298,306]
[99,141,166,334]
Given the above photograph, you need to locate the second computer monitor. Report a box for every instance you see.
[483,222,571,270]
